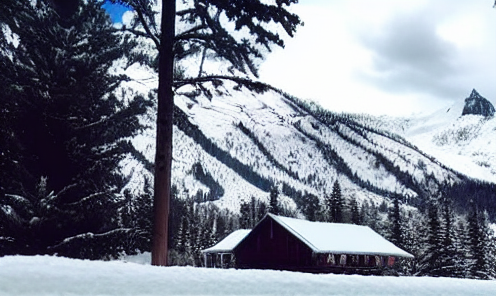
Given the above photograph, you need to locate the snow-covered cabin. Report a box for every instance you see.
[202,229,250,268]
[202,213,413,274]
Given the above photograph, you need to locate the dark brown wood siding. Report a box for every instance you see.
[234,216,313,270]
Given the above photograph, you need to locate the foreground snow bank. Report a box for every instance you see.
[1,256,496,296]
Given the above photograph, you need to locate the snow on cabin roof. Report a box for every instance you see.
[201,229,251,254]
[270,214,414,258]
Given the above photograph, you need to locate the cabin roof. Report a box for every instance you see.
[201,214,413,258]
[269,214,413,258]
[201,229,251,254]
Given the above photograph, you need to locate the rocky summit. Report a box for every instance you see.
[461,89,495,117]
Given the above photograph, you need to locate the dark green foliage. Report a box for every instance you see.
[191,162,224,201]
[400,210,424,275]
[269,186,280,215]
[239,197,265,228]
[437,197,465,277]
[120,178,154,253]
[239,201,251,229]
[349,196,361,225]
[239,196,266,229]
[298,193,320,221]
[444,181,496,221]
[327,180,343,223]
[398,197,496,279]
[114,0,301,76]
[466,201,495,279]
[0,1,150,258]
[237,122,299,180]
[168,193,236,266]
[388,196,403,249]
[360,200,381,232]
[173,105,273,192]
[294,121,408,201]
[418,202,443,276]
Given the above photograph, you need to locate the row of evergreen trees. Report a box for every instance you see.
[267,180,496,280]
[390,198,496,279]
[170,179,496,280]
[0,1,151,258]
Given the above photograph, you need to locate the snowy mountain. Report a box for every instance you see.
[462,89,495,117]
[121,65,494,218]
[360,89,496,184]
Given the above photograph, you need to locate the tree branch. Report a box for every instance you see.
[174,75,272,93]
[135,7,160,48]
[175,24,209,41]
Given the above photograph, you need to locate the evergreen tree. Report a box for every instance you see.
[467,202,494,279]
[257,200,267,221]
[327,180,343,223]
[113,0,302,265]
[402,210,425,275]
[269,186,280,216]
[361,201,381,233]
[387,196,403,249]
[349,196,361,225]
[120,179,154,253]
[239,201,251,229]
[419,202,443,276]
[300,193,320,221]
[239,196,267,228]
[437,197,464,277]
[0,1,150,258]
[454,219,470,278]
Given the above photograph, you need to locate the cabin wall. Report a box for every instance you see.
[235,217,313,270]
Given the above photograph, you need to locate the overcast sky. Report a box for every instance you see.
[258,0,496,116]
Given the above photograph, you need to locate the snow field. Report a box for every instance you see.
[1,255,496,296]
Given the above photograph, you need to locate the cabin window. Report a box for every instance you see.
[364,255,373,267]
[327,253,335,265]
[352,255,359,266]
[375,256,381,267]
[359,255,365,266]
[339,254,347,265]
[388,256,395,267]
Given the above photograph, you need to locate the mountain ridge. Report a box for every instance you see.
[121,67,495,218]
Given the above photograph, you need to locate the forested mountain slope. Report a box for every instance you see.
[355,89,496,184]
[123,69,495,218]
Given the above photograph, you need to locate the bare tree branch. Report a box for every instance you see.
[174,75,272,93]
[135,7,160,48]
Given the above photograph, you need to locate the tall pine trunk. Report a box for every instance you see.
[152,0,175,266]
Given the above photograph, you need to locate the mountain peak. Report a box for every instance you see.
[461,89,495,117]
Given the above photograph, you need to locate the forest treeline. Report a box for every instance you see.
[0,0,152,258]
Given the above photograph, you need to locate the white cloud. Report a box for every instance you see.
[258,0,496,116]
[122,10,135,27]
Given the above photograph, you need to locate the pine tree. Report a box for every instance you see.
[0,1,150,258]
[327,180,343,223]
[239,201,251,229]
[387,196,403,249]
[437,197,463,277]
[300,193,320,221]
[454,219,470,278]
[402,210,425,275]
[114,0,302,265]
[269,186,280,216]
[467,202,494,279]
[419,202,443,276]
[349,196,361,225]
[361,201,382,233]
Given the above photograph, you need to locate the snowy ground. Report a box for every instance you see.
[1,255,496,296]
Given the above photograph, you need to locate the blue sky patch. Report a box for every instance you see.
[102,1,131,23]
